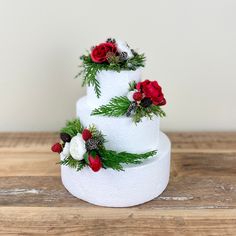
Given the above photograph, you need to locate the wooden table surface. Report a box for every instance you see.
[0,132,236,235]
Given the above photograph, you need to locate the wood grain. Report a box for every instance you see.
[0,207,236,235]
[0,132,236,235]
[1,132,236,153]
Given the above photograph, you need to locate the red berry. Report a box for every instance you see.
[51,143,62,153]
[133,92,143,101]
[88,154,102,172]
[82,129,92,141]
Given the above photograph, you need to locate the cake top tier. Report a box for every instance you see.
[75,38,145,98]
[86,68,142,108]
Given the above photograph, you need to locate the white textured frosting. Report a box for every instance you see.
[87,68,142,108]
[76,96,160,153]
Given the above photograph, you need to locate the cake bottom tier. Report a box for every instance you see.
[61,132,171,207]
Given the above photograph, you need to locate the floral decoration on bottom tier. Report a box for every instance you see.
[91,80,167,123]
[51,119,157,172]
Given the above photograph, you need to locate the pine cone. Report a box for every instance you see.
[106,52,119,64]
[140,98,152,108]
[86,138,100,151]
[119,52,128,61]
[126,101,137,117]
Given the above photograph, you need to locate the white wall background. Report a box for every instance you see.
[0,0,236,132]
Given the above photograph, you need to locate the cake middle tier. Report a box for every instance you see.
[76,96,160,153]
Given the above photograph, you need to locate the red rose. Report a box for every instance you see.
[136,80,166,106]
[91,42,117,63]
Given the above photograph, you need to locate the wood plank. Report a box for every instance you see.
[0,207,235,235]
[0,132,58,153]
[1,132,236,153]
[0,153,59,176]
[168,132,236,153]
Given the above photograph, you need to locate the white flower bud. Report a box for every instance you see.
[69,134,86,160]
[116,40,133,59]
[127,91,135,101]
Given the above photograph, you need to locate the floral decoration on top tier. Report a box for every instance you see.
[91,80,166,123]
[51,119,156,172]
[75,38,145,98]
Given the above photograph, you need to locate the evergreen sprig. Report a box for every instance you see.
[75,56,101,98]
[60,119,84,137]
[91,96,166,123]
[91,96,131,117]
[99,149,157,171]
[132,105,166,123]
[88,124,106,147]
[59,155,87,171]
[59,150,157,172]
[75,53,145,98]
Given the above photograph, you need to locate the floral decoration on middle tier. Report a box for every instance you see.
[51,119,157,172]
[91,80,166,123]
[75,38,145,98]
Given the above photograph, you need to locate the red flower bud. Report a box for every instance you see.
[88,154,102,172]
[82,129,92,141]
[51,143,62,153]
[133,92,143,101]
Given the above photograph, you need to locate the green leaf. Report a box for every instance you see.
[91,96,131,117]
[150,105,166,118]
[99,149,157,171]
[129,81,137,91]
[60,119,84,138]
[90,150,97,157]
[83,153,89,164]
[59,155,87,171]
[91,95,166,124]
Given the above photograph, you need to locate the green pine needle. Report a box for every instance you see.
[60,119,84,137]
[59,156,87,171]
[132,105,166,123]
[91,96,131,117]
[99,149,157,171]
[91,95,166,123]
[59,149,156,172]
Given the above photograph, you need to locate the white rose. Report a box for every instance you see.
[116,40,133,58]
[69,134,86,160]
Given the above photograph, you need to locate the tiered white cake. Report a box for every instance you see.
[61,68,171,207]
